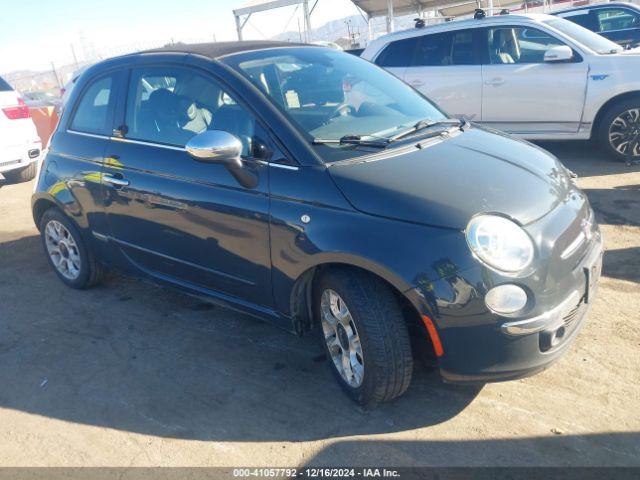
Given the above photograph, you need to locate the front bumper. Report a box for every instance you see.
[407,234,603,384]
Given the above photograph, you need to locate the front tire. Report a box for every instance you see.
[315,269,413,407]
[40,208,104,289]
[597,98,640,163]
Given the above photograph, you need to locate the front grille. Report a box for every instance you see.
[0,159,20,168]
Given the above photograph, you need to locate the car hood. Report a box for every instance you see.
[328,127,573,230]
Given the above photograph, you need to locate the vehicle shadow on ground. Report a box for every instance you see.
[536,141,640,179]
[581,184,640,227]
[603,246,640,284]
[303,432,640,466]
[0,234,481,442]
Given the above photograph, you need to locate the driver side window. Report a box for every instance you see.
[125,66,269,159]
[596,8,640,32]
[487,27,566,64]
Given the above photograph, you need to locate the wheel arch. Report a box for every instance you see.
[32,195,62,230]
[591,90,640,139]
[288,260,436,357]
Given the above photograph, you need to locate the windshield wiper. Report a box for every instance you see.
[312,134,390,148]
[388,118,465,142]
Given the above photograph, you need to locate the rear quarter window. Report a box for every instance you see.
[374,36,419,67]
[69,76,114,135]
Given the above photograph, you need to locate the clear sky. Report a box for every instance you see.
[0,0,361,72]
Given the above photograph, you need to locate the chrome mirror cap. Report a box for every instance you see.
[186,130,243,167]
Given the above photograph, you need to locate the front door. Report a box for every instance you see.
[102,64,273,307]
[480,26,588,135]
[402,28,483,122]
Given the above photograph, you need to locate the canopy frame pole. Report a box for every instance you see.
[235,12,252,41]
[386,0,395,32]
[303,0,312,42]
[235,13,243,40]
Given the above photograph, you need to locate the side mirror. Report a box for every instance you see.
[186,130,258,189]
[544,45,574,63]
[186,130,243,168]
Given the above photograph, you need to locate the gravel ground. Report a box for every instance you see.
[0,142,638,467]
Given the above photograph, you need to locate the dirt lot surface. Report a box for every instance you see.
[0,142,638,467]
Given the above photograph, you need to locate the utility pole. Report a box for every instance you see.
[70,44,79,69]
[51,62,61,88]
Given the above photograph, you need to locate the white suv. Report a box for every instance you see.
[0,76,41,183]
[362,13,640,161]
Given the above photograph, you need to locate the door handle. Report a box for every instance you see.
[103,175,129,187]
[485,78,506,86]
[410,79,425,87]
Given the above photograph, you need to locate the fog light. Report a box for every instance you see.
[485,284,528,314]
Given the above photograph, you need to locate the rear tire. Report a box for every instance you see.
[39,208,105,289]
[314,268,413,407]
[5,162,37,183]
[597,98,640,163]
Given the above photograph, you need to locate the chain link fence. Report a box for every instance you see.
[2,37,215,95]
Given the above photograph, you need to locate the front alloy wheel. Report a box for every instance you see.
[599,98,640,163]
[608,108,640,159]
[320,289,364,388]
[315,269,413,407]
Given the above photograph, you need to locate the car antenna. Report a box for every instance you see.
[500,8,510,15]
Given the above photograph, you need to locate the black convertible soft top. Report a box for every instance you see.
[142,41,310,59]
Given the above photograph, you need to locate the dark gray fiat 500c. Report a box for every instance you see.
[32,41,603,406]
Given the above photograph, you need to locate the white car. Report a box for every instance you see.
[362,13,640,161]
[0,76,41,183]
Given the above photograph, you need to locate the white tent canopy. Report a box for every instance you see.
[231,0,525,43]
[352,0,459,32]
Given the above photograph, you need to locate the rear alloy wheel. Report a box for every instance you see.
[44,220,82,281]
[40,208,104,289]
[315,269,413,407]
[599,99,640,163]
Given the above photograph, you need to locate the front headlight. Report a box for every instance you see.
[466,215,534,273]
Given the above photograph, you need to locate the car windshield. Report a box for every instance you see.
[544,17,623,54]
[224,47,448,161]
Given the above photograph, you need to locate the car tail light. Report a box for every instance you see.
[2,98,30,120]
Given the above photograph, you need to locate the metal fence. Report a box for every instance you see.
[2,37,216,95]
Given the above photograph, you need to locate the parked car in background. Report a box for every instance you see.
[22,90,62,109]
[362,12,640,162]
[553,2,640,49]
[33,42,602,406]
[0,76,41,183]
